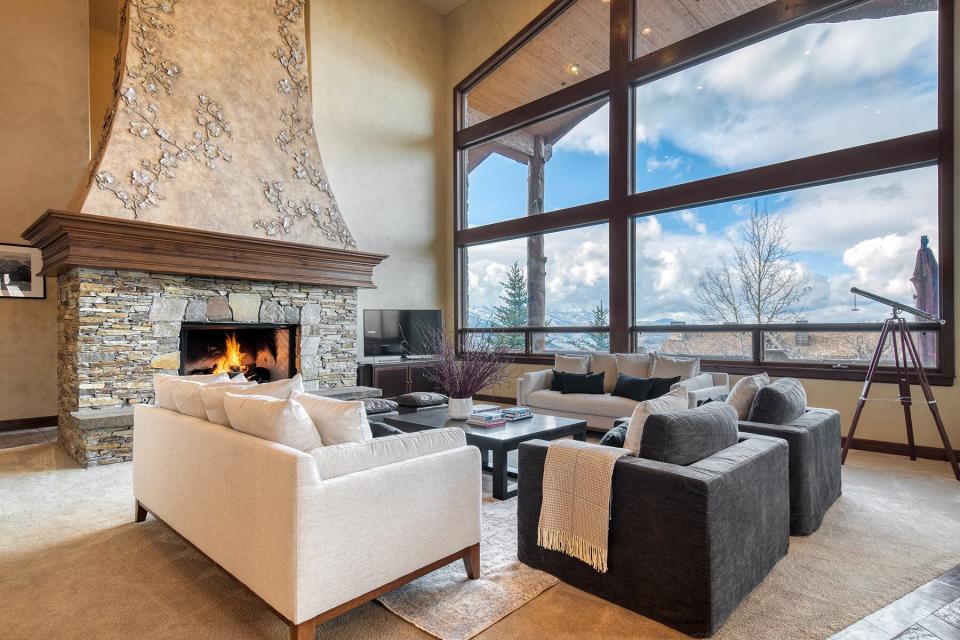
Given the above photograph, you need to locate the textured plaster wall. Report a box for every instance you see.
[443,0,960,452]
[0,0,447,422]
[308,0,448,341]
[0,0,88,422]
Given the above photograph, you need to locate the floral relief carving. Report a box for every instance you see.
[254,0,357,249]
[95,0,233,219]
[97,91,233,216]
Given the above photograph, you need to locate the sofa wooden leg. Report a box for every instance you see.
[290,619,316,640]
[134,500,148,523]
[463,543,480,579]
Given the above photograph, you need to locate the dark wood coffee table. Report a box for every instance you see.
[383,408,587,499]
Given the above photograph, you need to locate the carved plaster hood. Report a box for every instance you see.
[71,0,356,250]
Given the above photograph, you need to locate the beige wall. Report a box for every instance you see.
[442,0,960,451]
[0,0,447,422]
[0,0,89,422]
[309,0,448,342]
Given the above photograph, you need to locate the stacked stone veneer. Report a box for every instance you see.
[57,267,358,466]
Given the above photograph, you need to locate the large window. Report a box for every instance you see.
[454,0,952,383]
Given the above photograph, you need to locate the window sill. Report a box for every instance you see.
[488,353,954,386]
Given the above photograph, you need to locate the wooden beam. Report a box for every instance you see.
[22,210,388,289]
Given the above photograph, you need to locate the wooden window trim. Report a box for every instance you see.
[452,0,955,384]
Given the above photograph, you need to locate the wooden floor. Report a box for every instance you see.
[830,565,960,639]
[0,426,56,450]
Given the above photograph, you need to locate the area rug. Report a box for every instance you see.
[377,497,559,640]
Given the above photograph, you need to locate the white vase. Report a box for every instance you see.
[448,397,473,420]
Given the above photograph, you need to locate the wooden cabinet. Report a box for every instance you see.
[357,360,439,398]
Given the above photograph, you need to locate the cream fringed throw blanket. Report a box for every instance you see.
[537,440,629,573]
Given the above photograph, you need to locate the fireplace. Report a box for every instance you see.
[180,323,297,383]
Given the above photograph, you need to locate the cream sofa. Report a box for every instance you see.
[516,353,729,431]
[133,405,481,640]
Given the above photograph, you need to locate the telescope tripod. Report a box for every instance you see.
[841,311,960,480]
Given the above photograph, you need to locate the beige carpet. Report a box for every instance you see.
[378,497,558,640]
[1,443,958,640]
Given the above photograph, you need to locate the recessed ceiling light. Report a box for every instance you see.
[568,63,581,76]
[641,26,652,35]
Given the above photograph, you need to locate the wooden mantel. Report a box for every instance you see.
[22,210,387,289]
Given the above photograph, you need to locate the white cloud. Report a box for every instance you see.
[675,210,706,234]
[634,11,937,170]
[777,167,938,253]
[553,105,610,155]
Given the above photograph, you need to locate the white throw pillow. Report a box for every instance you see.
[222,393,322,451]
[247,373,304,399]
[292,391,373,445]
[590,353,619,393]
[153,373,229,411]
[624,386,689,455]
[174,379,248,420]
[555,354,590,374]
[616,353,651,378]
[651,353,700,379]
[726,373,771,420]
[673,372,715,392]
[199,382,260,426]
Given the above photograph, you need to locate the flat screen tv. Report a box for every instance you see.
[363,309,442,357]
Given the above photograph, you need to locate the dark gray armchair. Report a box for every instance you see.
[737,378,842,536]
[517,404,790,638]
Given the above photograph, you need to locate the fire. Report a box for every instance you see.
[212,333,247,375]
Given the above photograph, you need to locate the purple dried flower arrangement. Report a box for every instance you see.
[420,330,511,399]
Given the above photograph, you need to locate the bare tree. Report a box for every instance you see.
[696,202,810,326]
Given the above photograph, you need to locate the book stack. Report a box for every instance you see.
[467,410,507,428]
[502,407,533,421]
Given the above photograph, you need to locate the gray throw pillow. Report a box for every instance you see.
[599,425,627,448]
[640,403,738,466]
[396,392,448,407]
[748,377,807,425]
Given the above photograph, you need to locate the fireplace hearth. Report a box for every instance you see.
[180,323,297,383]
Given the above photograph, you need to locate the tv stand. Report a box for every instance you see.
[357,359,440,399]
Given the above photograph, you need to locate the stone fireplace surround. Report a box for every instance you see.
[24,211,386,467]
[58,268,357,465]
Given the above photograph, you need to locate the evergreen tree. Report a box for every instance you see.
[490,262,527,349]
[574,300,610,352]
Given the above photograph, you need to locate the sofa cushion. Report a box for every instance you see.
[639,402,738,466]
[308,427,466,480]
[199,375,303,426]
[599,424,627,448]
[396,391,447,407]
[590,353,619,393]
[153,373,230,411]
[177,379,256,421]
[549,369,565,392]
[561,372,605,395]
[616,353,651,378]
[624,386,689,454]
[526,389,641,419]
[222,393,323,451]
[611,374,657,402]
[293,391,373,444]
[555,354,590,374]
[748,378,807,425]
[651,353,700,379]
[648,376,682,399]
[726,373,770,420]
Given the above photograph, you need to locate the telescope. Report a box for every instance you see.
[842,287,958,481]
[850,287,944,324]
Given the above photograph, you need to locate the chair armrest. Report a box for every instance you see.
[708,371,729,387]
[517,369,553,404]
[686,385,729,408]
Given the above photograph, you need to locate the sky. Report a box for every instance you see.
[465,5,940,328]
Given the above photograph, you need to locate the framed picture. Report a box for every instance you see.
[0,243,45,299]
